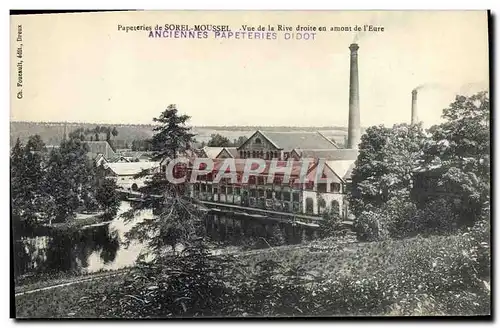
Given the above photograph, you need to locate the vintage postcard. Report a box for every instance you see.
[10,10,490,318]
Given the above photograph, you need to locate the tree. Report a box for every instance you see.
[318,201,345,238]
[11,136,53,234]
[420,91,490,228]
[125,105,200,252]
[349,124,425,240]
[45,138,96,222]
[150,104,196,161]
[96,178,120,218]
[349,123,425,219]
[207,133,231,147]
[111,127,119,137]
[232,135,249,147]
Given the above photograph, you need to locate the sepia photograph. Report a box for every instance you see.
[10,10,490,318]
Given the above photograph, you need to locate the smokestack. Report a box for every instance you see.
[411,89,418,124]
[347,43,361,149]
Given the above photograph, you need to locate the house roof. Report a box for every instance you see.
[83,141,115,159]
[249,131,339,151]
[104,161,158,176]
[293,148,359,161]
[216,147,239,158]
[202,147,225,159]
[325,160,356,181]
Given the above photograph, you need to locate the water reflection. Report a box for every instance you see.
[14,201,151,278]
[14,201,312,279]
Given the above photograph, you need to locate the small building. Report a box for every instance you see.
[100,161,159,191]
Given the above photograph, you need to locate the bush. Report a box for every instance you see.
[318,206,345,239]
[354,198,417,241]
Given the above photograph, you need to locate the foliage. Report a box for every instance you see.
[19,223,490,317]
[207,133,231,147]
[11,134,120,235]
[82,243,238,318]
[124,196,204,255]
[349,123,425,219]
[150,104,196,161]
[95,178,120,217]
[11,136,52,234]
[420,92,490,228]
[44,138,97,222]
[318,205,345,239]
[232,136,249,147]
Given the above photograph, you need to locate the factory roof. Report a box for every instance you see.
[292,148,358,161]
[239,131,339,151]
[104,161,158,176]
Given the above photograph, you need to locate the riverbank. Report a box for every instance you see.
[15,232,489,318]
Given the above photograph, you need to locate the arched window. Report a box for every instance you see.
[255,138,262,144]
[265,151,270,160]
[239,151,243,158]
[131,183,138,191]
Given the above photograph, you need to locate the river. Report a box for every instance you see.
[14,200,312,281]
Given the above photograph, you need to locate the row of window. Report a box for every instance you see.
[238,150,291,160]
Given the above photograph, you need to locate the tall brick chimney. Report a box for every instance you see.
[411,89,418,125]
[347,43,361,149]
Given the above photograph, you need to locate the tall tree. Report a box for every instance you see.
[11,136,52,233]
[45,138,96,222]
[125,105,200,253]
[420,91,490,227]
[95,178,120,218]
[150,104,196,161]
[349,123,425,218]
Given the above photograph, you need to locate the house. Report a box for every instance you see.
[100,161,159,191]
[83,141,116,160]
[237,131,339,160]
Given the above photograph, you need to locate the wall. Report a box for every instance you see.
[114,175,150,191]
[302,190,346,217]
[238,131,281,159]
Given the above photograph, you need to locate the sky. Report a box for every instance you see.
[10,11,489,129]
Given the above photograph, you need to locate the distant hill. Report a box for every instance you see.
[10,121,354,148]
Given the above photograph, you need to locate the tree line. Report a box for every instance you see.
[11,135,120,238]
